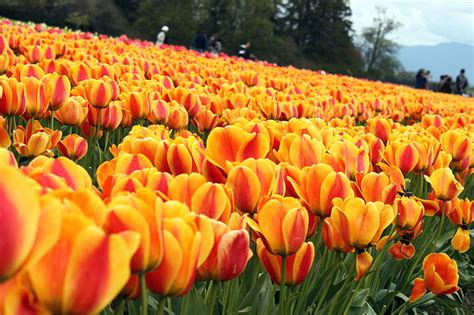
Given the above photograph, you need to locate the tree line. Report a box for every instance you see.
[0,0,402,80]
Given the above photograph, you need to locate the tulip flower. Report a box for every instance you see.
[226,158,275,214]
[57,134,88,161]
[366,117,392,143]
[193,108,219,133]
[28,212,140,314]
[256,239,314,285]
[190,182,234,223]
[206,125,270,171]
[83,79,113,108]
[43,73,71,111]
[54,96,88,126]
[0,78,26,116]
[290,164,354,217]
[146,217,202,297]
[125,91,152,120]
[23,77,48,118]
[198,219,252,281]
[355,172,397,204]
[0,166,61,282]
[447,199,472,253]
[273,133,325,169]
[147,99,170,124]
[389,241,416,260]
[167,104,189,130]
[440,130,472,162]
[326,140,371,179]
[409,253,459,302]
[0,147,17,167]
[247,195,308,256]
[104,191,164,273]
[397,197,425,230]
[13,120,61,157]
[425,168,463,201]
[68,62,91,85]
[384,142,419,174]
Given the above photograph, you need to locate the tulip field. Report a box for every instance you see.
[1,18,473,315]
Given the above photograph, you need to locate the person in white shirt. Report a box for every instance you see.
[156,26,169,46]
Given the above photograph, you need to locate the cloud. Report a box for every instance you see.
[351,0,474,46]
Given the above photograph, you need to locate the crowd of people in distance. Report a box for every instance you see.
[415,68,469,96]
[155,26,253,59]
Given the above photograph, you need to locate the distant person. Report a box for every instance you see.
[456,69,469,94]
[238,42,255,60]
[209,36,222,54]
[156,26,169,46]
[439,75,452,94]
[415,69,425,89]
[191,32,208,52]
[422,70,431,89]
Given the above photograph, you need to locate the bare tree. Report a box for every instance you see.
[360,6,402,80]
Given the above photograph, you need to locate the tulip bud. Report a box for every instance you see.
[55,96,88,126]
[397,197,424,230]
[256,239,314,285]
[426,168,463,201]
[58,134,88,160]
[247,195,308,256]
[44,73,71,111]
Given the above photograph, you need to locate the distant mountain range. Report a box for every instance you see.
[397,42,474,84]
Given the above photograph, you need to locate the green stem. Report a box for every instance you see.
[279,256,287,315]
[139,273,148,315]
[157,296,165,315]
[114,299,125,315]
[342,278,363,314]
[50,109,55,129]
[205,280,216,314]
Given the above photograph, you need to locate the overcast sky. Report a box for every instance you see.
[351,0,474,46]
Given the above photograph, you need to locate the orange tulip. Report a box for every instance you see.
[54,96,88,126]
[206,125,270,171]
[125,91,151,119]
[0,147,18,167]
[83,79,113,108]
[0,78,26,116]
[193,108,220,133]
[388,241,416,260]
[447,199,472,253]
[355,172,397,204]
[366,117,391,143]
[409,253,459,302]
[198,218,252,281]
[440,130,472,162]
[226,158,275,214]
[397,197,424,230]
[88,101,123,130]
[290,164,354,217]
[13,120,61,157]
[23,77,48,118]
[247,195,308,256]
[274,133,325,169]
[43,73,71,111]
[167,104,189,130]
[68,62,91,85]
[146,217,202,297]
[0,166,61,282]
[147,99,170,124]
[104,191,164,273]
[28,210,139,314]
[57,134,88,161]
[256,239,314,285]
[326,140,371,179]
[425,168,463,201]
[190,182,234,223]
[384,142,419,174]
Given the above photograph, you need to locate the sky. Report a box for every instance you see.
[351,0,474,46]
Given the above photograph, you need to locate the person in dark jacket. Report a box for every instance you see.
[439,75,452,94]
[456,69,469,94]
[191,32,208,52]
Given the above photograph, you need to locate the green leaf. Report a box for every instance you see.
[238,273,270,310]
[351,288,370,308]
